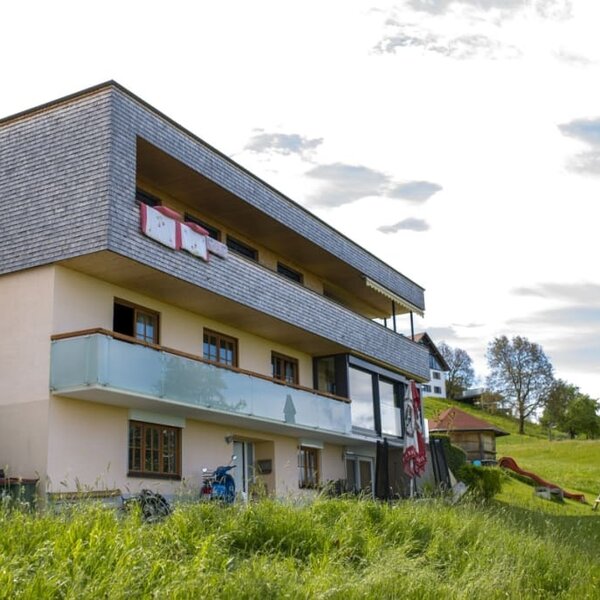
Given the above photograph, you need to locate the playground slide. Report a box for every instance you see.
[498,456,587,503]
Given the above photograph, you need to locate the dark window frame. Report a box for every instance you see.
[184,212,221,240]
[128,420,181,480]
[226,235,258,261]
[113,298,160,344]
[298,446,319,489]
[203,329,239,367]
[277,262,304,284]
[272,351,299,385]
[135,187,161,207]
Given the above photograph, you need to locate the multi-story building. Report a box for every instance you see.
[0,82,429,500]
[414,333,449,398]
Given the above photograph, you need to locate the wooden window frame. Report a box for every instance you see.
[113,298,160,344]
[128,420,181,480]
[226,235,258,261]
[277,262,304,284]
[203,328,239,367]
[271,351,299,385]
[298,446,319,489]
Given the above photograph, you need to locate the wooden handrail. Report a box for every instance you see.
[51,328,352,404]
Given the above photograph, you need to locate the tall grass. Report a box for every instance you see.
[1,497,598,599]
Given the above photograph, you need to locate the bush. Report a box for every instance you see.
[430,434,467,474]
[458,464,503,500]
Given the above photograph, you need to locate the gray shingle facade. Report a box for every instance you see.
[0,82,429,380]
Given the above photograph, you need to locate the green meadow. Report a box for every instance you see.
[1,398,598,599]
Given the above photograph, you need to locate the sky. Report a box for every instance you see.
[2,0,599,398]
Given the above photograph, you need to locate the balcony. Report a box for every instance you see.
[50,331,353,442]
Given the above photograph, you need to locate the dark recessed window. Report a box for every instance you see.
[277,262,303,284]
[128,421,181,479]
[184,213,221,240]
[272,352,299,385]
[226,235,258,261]
[136,188,161,207]
[113,299,159,344]
[203,329,238,367]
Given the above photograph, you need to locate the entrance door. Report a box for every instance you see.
[346,456,374,496]
[232,441,254,500]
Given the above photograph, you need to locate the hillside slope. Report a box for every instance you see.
[423,396,600,500]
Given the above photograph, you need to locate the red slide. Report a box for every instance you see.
[498,456,587,503]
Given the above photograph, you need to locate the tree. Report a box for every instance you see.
[486,336,554,434]
[438,342,475,400]
[540,379,579,433]
[562,394,600,439]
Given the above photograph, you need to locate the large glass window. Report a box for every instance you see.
[349,366,376,431]
[128,421,180,478]
[203,329,238,367]
[380,379,403,437]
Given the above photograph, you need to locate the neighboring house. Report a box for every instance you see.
[0,82,430,500]
[414,333,449,398]
[428,408,509,462]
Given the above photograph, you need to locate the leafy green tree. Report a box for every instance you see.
[438,342,475,400]
[540,379,579,433]
[486,336,554,434]
[562,394,600,439]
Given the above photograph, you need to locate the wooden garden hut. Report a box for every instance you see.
[428,407,509,462]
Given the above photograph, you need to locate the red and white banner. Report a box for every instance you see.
[402,380,427,478]
[181,221,209,261]
[140,204,181,250]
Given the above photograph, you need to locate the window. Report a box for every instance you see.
[226,235,258,261]
[203,329,238,367]
[423,384,432,393]
[434,386,442,394]
[429,354,442,370]
[128,421,181,478]
[277,262,303,284]
[298,446,319,488]
[349,366,376,431]
[432,371,441,380]
[379,379,403,437]
[113,299,159,344]
[272,352,299,385]
[346,456,373,494]
[184,213,221,240]
[136,187,161,207]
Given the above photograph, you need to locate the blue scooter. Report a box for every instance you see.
[201,455,237,503]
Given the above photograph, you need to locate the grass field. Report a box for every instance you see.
[1,495,598,599]
[1,398,598,599]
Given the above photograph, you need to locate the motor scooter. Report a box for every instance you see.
[200,455,237,503]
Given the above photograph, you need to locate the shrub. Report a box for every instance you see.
[458,464,503,500]
[430,434,467,474]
